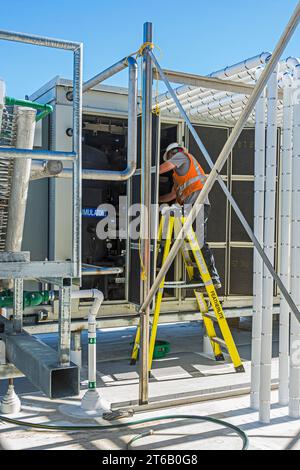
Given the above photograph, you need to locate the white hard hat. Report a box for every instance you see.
[163,142,182,162]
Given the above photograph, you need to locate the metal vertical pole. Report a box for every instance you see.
[289,65,300,418]
[58,281,72,366]
[259,65,279,424]
[13,279,23,333]
[139,22,153,404]
[251,72,266,410]
[279,73,293,406]
[72,44,83,279]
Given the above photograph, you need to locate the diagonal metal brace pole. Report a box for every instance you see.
[140,2,300,322]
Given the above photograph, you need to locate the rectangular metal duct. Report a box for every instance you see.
[5,332,80,398]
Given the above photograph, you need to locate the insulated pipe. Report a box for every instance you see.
[189,93,248,117]
[157,52,271,107]
[143,2,300,319]
[250,69,266,411]
[59,57,138,182]
[279,73,294,406]
[289,65,300,418]
[259,66,279,424]
[5,107,36,254]
[70,290,104,392]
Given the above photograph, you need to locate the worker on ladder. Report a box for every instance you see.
[159,142,221,290]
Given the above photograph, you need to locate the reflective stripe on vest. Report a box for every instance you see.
[173,153,207,203]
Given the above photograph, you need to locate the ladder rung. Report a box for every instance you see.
[202,312,217,321]
[211,337,227,348]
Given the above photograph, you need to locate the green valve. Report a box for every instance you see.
[88,338,97,344]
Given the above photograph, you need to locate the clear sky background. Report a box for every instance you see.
[0,0,299,98]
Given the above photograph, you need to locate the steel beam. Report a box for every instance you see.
[153,68,284,100]
[5,332,79,398]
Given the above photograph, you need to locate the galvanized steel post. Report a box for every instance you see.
[139,22,153,405]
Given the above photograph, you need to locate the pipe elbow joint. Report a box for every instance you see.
[91,289,104,304]
[127,56,138,70]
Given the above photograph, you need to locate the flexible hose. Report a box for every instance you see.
[0,414,249,450]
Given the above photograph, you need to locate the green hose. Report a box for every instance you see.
[0,414,249,450]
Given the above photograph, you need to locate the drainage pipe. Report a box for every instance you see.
[71,290,104,392]
[59,57,138,182]
[250,69,266,411]
[289,65,300,418]
[259,66,279,424]
[279,73,293,406]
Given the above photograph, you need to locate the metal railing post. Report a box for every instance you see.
[139,22,153,405]
[72,44,83,280]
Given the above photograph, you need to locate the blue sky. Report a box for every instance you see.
[0,0,299,98]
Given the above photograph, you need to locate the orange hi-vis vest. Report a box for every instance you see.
[173,152,207,205]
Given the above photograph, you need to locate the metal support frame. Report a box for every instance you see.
[13,279,23,333]
[0,29,83,280]
[134,5,300,412]
[58,282,72,366]
[139,22,153,405]
[153,68,283,100]
[141,4,300,323]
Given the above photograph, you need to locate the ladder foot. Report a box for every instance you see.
[235,365,245,373]
[215,354,225,362]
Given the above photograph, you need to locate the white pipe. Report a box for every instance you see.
[279,73,294,406]
[157,52,271,107]
[164,62,288,116]
[162,71,256,113]
[289,65,300,418]
[251,69,266,410]
[71,290,104,391]
[189,93,248,117]
[259,65,279,424]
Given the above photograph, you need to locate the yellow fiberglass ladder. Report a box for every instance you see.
[130,207,245,374]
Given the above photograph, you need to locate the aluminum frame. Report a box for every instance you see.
[0,29,83,280]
